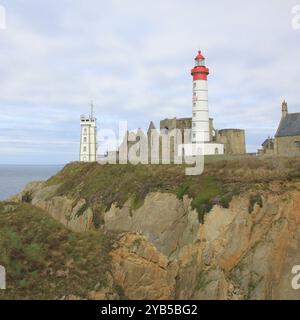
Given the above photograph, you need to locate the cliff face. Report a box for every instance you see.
[106,184,300,300]
[10,182,94,233]
[177,186,300,300]
[10,173,300,300]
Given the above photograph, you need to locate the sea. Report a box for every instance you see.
[0,165,63,201]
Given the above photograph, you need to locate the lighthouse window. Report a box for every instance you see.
[83,146,87,152]
[84,137,87,143]
[196,59,205,66]
[193,82,196,88]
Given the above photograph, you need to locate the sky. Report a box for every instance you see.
[0,0,300,164]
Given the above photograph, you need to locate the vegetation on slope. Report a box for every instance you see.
[44,155,300,223]
[45,162,231,223]
[0,202,116,300]
[2,156,300,299]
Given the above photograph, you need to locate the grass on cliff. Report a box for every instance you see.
[44,156,300,224]
[0,202,115,300]
[45,162,231,222]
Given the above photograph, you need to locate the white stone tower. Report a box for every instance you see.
[80,104,97,162]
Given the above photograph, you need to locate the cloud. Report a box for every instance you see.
[0,0,300,163]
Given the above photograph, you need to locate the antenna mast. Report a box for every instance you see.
[90,101,94,119]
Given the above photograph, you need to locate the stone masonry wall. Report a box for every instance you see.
[275,135,300,156]
[216,129,246,155]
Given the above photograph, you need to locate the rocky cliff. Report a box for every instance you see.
[5,158,300,300]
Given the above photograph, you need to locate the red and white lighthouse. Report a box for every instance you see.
[191,50,210,143]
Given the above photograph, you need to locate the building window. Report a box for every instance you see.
[193,103,196,108]
[193,112,196,117]
[163,126,169,135]
[84,137,87,143]
[295,141,300,149]
[193,133,196,138]
[193,92,196,96]
[193,82,196,88]
[83,146,87,152]
[215,148,219,155]
[193,122,196,127]
[84,128,87,135]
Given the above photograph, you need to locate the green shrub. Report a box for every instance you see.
[190,176,221,223]
[21,192,32,203]
[176,185,189,200]
[24,243,44,262]
[219,193,233,209]
[131,194,144,211]
[75,202,89,217]
[248,194,263,213]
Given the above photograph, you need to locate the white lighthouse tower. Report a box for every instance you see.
[191,51,224,155]
[80,104,97,162]
[191,51,210,143]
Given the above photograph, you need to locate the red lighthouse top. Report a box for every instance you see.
[191,50,209,80]
[195,50,205,60]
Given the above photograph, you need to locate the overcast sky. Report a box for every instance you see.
[0,0,300,164]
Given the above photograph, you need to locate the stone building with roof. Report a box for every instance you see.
[257,137,275,155]
[258,101,300,156]
[274,101,300,156]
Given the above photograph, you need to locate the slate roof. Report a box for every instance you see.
[262,138,274,147]
[275,113,300,137]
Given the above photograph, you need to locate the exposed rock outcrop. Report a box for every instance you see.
[11,182,94,232]
[111,233,178,300]
[104,184,300,300]
[10,178,300,300]
[175,187,300,300]
[104,193,199,256]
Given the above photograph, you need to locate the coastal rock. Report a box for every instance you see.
[11,182,94,232]
[33,196,94,232]
[175,188,300,300]
[110,233,178,300]
[9,174,300,300]
[104,193,199,256]
[8,181,45,202]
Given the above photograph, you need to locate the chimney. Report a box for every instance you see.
[282,100,288,118]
